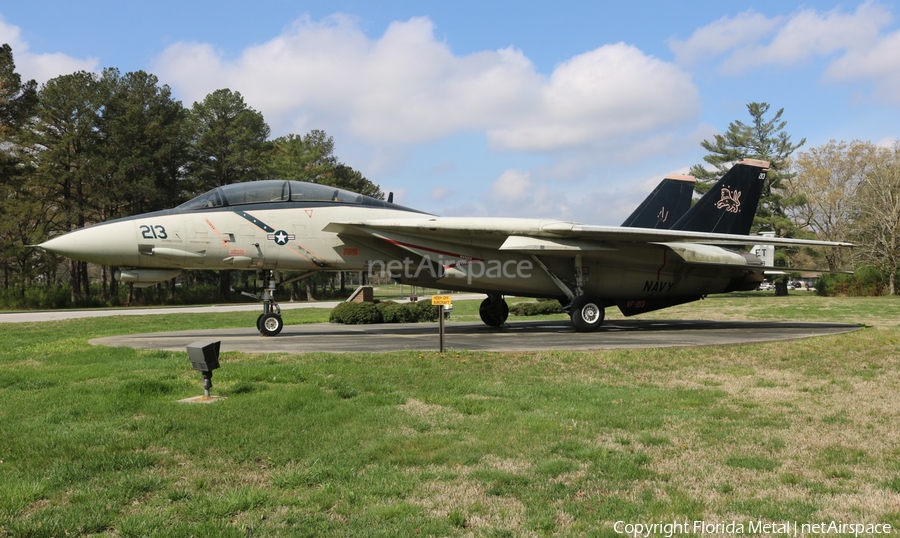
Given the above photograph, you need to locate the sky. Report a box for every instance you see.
[2,0,899,224]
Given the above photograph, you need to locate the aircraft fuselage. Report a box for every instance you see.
[42,202,761,301]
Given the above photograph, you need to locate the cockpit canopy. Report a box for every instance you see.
[178,180,380,210]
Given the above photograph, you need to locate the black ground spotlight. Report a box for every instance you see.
[186,340,221,398]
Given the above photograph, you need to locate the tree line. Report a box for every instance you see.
[0,44,381,307]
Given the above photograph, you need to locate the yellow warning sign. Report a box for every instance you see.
[431,295,452,306]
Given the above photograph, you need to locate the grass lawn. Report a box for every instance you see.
[1,294,899,536]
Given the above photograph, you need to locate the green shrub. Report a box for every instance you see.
[377,301,416,323]
[331,300,439,324]
[510,300,561,316]
[816,266,894,296]
[329,302,383,324]
[407,299,439,322]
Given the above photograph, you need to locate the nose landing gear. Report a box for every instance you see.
[239,271,284,336]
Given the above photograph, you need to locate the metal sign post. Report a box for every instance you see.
[431,295,452,353]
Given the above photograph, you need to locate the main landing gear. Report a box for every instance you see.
[479,294,509,327]
[568,295,604,332]
[530,253,606,332]
[239,271,284,336]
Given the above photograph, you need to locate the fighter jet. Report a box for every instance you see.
[39,159,851,335]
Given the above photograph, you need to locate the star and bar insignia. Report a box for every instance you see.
[267,230,295,245]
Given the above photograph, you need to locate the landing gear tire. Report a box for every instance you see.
[259,313,284,337]
[479,297,509,327]
[570,295,604,332]
[256,313,264,331]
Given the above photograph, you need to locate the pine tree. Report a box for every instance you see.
[0,44,39,295]
[188,89,270,191]
[264,130,383,198]
[689,103,805,237]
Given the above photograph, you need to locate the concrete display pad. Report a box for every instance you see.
[91,319,862,354]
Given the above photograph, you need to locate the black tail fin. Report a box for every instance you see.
[670,159,769,235]
[621,174,695,229]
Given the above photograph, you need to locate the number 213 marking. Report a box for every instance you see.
[140,225,168,240]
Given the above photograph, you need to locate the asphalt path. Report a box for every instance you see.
[0,294,485,323]
[0,300,341,323]
[91,319,861,354]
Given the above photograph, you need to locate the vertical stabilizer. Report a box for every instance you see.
[621,174,695,229]
[671,159,769,235]
[750,231,776,266]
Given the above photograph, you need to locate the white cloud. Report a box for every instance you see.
[0,16,99,84]
[490,170,532,203]
[669,2,894,76]
[666,2,900,106]
[487,43,699,152]
[668,10,782,67]
[152,15,699,153]
[726,2,890,74]
[483,169,574,219]
[825,29,900,104]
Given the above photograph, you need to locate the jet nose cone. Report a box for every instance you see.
[40,221,140,266]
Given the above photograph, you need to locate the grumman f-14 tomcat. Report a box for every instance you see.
[39,159,851,336]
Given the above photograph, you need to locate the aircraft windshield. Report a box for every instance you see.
[221,181,289,205]
[178,180,364,210]
[178,189,224,210]
[288,181,362,203]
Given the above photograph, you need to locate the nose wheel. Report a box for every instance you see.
[258,312,284,337]
[239,271,284,336]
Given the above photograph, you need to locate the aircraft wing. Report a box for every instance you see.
[324,217,853,249]
[535,222,853,248]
